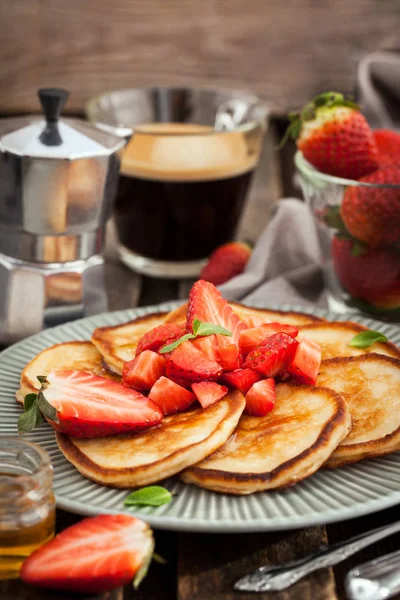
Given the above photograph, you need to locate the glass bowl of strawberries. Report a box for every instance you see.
[292,92,400,321]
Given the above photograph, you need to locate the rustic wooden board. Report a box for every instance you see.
[0,0,399,116]
[177,527,337,600]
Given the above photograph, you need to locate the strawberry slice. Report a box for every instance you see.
[149,376,196,415]
[123,350,166,391]
[166,340,223,387]
[221,368,263,395]
[245,378,276,416]
[191,381,228,408]
[244,332,299,377]
[20,514,154,593]
[238,323,299,356]
[19,370,163,438]
[287,338,321,385]
[136,323,186,356]
[187,280,246,344]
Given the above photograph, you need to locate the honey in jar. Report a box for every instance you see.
[0,438,55,579]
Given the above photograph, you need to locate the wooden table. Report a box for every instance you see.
[1,127,399,600]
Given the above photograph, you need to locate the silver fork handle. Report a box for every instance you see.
[346,549,400,600]
[234,519,400,592]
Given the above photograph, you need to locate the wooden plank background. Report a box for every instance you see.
[0,0,399,116]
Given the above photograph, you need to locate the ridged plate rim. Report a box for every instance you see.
[0,300,399,533]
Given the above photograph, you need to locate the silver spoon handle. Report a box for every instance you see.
[234,519,400,592]
[346,548,400,600]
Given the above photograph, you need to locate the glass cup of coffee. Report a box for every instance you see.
[86,87,268,278]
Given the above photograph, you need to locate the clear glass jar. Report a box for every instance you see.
[0,438,55,579]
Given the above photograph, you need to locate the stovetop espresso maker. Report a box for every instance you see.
[0,88,125,344]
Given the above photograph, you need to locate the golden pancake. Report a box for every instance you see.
[318,354,400,468]
[298,321,400,361]
[91,312,168,375]
[182,383,351,494]
[56,390,245,488]
[229,302,324,326]
[17,341,120,405]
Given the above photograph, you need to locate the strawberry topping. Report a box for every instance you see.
[244,332,299,377]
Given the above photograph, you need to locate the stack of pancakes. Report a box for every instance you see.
[16,303,400,495]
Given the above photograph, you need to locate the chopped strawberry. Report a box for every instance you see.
[18,370,163,438]
[136,323,186,356]
[123,350,166,391]
[191,381,228,408]
[238,323,299,356]
[149,376,196,415]
[244,333,299,377]
[284,91,379,179]
[287,338,321,385]
[217,337,241,370]
[192,335,219,361]
[245,378,276,417]
[221,368,263,395]
[166,340,223,387]
[199,241,252,285]
[20,514,153,593]
[187,280,246,345]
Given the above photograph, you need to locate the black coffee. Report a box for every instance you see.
[114,123,260,262]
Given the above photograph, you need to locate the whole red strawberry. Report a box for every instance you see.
[199,242,251,286]
[340,166,400,246]
[285,92,379,179]
[332,237,400,309]
[373,129,400,167]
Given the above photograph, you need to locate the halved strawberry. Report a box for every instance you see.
[18,370,163,438]
[136,323,186,356]
[244,333,299,377]
[191,381,228,408]
[123,350,166,391]
[149,376,196,415]
[166,340,223,387]
[238,323,299,356]
[287,337,321,385]
[221,368,263,395]
[187,280,246,344]
[20,514,154,593]
[245,378,276,417]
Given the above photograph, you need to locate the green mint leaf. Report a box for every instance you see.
[18,405,39,435]
[196,321,232,337]
[37,390,58,423]
[124,486,173,507]
[24,393,38,411]
[349,330,388,349]
[192,318,202,336]
[37,375,48,384]
[159,333,195,354]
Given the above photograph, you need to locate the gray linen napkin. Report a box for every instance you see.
[219,198,326,309]
[357,51,400,129]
